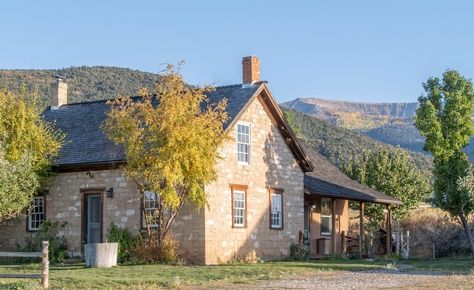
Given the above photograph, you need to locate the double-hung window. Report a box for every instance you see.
[270,190,283,229]
[232,189,246,227]
[28,196,45,231]
[143,191,159,228]
[237,123,251,164]
[320,198,332,235]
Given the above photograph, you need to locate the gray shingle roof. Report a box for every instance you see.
[42,83,262,167]
[303,143,402,205]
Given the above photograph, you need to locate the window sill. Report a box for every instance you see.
[237,161,250,166]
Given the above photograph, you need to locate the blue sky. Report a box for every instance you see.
[1,1,473,103]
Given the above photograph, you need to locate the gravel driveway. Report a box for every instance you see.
[253,270,472,290]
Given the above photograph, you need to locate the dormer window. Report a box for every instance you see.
[237,123,251,164]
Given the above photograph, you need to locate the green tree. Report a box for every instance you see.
[414,70,474,257]
[0,90,62,221]
[341,149,430,226]
[103,66,228,245]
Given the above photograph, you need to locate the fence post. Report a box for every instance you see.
[41,241,49,289]
[406,231,410,259]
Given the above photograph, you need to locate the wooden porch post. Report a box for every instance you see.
[331,198,337,255]
[386,204,392,255]
[359,201,365,258]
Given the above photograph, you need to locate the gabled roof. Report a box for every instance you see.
[43,82,312,172]
[303,143,402,205]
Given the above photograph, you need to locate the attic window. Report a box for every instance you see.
[237,123,251,164]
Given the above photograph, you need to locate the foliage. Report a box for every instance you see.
[401,208,471,258]
[130,233,181,264]
[19,220,69,263]
[106,224,137,263]
[0,67,161,109]
[0,90,62,221]
[341,149,431,224]
[289,243,309,260]
[103,65,228,244]
[414,70,474,257]
[0,149,39,222]
[282,109,433,178]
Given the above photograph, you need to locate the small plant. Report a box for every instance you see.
[19,220,68,263]
[130,232,182,264]
[106,223,136,263]
[289,243,309,260]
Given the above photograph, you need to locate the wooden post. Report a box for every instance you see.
[396,232,401,255]
[385,205,392,255]
[41,241,49,289]
[359,201,365,258]
[331,198,337,255]
[341,231,347,254]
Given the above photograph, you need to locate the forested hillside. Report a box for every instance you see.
[283,108,433,177]
[0,66,160,108]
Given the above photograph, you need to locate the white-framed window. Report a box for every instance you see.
[28,196,45,231]
[237,123,251,164]
[232,189,246,227]
[270,191,283,229]
[320,198,332,235]
[143,191,159,228]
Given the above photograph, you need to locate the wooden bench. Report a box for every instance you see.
[0,241,49,289]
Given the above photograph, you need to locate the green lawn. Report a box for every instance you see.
[0,258,473,289]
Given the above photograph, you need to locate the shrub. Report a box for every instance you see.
[19,220,68,263]
[130,232,182,264]
[106,223,136,263]
[289,243,309,260]
[400,208,471,258]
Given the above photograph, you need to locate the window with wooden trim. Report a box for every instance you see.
[270,191,283,229]
[320,198,332,235]
[28,196,45,231]
[237,123,251,164]
[143,191,159,228]
[232,189,246,227]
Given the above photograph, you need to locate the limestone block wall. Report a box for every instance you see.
[0,169,142,255]
[203,96,305,264]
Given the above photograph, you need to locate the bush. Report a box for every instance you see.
[130,233,182,264]
[19,220,68,263]
[289,243,309,260]
[400,208,471,258]
[106,223,136,263]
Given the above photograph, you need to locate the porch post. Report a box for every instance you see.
[386,204,392,255]
[331,198,337,255]
[359,201,365,258]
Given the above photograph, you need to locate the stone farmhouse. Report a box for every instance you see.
[0,57,401,264]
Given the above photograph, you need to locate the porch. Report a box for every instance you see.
[302,147,402,258]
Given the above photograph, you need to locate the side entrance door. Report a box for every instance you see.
[83,193,103,244]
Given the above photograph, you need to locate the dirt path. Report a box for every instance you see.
[199,270,474,290]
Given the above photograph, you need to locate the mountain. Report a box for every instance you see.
[0,66,161,108]
[283,108,433,178]
[282,97,474,162]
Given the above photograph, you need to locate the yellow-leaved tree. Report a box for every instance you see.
[103,66,228,245]
[0,89,63,221]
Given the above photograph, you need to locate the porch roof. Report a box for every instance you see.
[303,143,402,205]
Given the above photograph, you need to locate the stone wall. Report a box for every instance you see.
[203,95,305,264]
[0,169,142,255]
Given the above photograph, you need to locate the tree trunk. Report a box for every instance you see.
[459,213,474,259]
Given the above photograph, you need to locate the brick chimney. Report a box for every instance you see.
[50,76,67,109]
[242,56,260,85]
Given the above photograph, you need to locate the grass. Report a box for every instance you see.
[0,258,473,289]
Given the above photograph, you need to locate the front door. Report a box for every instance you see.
[83,193,102,244]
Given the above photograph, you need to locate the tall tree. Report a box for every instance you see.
[103,66,228,245]
[0,90,62,221]
[341,149,430,226]
[414,70,474,257]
